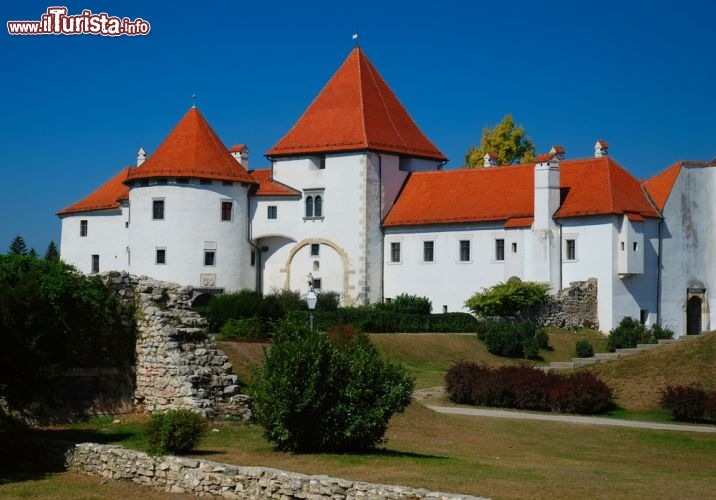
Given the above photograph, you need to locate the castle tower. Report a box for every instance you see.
[256,47,447,304]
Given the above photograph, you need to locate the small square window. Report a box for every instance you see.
[566,239,576,260]
[459,240,470,262]
[204,250,216,266]
[310,243,320,257]
[221,201,233,221]
[156,248,166,265]
[313,278,322,290]
[152,199,164,220]
[423,241,434,262]
[495,239,505,261]
[91,254,99,273]
[268,205,278,219]
[80,220,88,237]
[390,242,401,263]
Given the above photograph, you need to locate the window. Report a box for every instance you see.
[80,220,88,237]
[390,242,401,263]
[91,254,99,273]
[313,278,322,290]
[267,205,277,219]
[640,309,648,325]
[566,239,576,260]
[310,243,320,257]
[633,242,638,252]
[222,180,233,186]
[156,248,166,264]
[495,239,505,261]
[152,199,164,220]
[423,241,434,262]
[250,251,256,266]
[221,201,233,221]
[204,250,216,266]
[512,242,517,253]
[200,179,212,185]
[459,240,470,262]
[304,191,324,219]
[620,241,625,251]
[177,178,190,184]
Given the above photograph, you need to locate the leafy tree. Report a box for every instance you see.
[463,114,536,168]
[0,254,134,407]
[44,241,60,261]
[249,320,414,452]
[7,235,28,255]
[465,280,550,318]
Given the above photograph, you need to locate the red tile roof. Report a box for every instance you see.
[58,167,131,215]
[504,217,534,228]
[642,162,683,211]
[126,107,255,184]
[266,47,446,161]
[250,169,301,196]
[383,157,659,227]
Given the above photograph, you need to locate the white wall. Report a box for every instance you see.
[659,165,716,335]
[59,206,129,274]
[128,180,253,291]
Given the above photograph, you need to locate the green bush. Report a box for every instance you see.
[249,319,414,452]
[465,280,550,318]
[218,316,265,340]
[145,409,207,456]
[315,290,341,310]
[380,293,432,315]
[204,290,262,331]
[477,320,546,359]
[575,339,594,358]
[0,254,134,407]
[607,317,675,351]
[285,309,479,333]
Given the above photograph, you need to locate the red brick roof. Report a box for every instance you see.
[250,169,301,196]
[383,157,659,227]
[58,167,130,216]
[266,47,446,161]
[126,107,255,184]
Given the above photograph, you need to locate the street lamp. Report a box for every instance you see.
[306,290,317,331]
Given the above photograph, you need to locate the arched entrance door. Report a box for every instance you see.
[687,296,702,335]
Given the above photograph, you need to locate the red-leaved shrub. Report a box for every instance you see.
[659,384,708,422]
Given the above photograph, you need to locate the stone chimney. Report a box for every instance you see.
[549,145,566,160]
[230,144,249,169]
[483,152,499,167]
[595,140,609,158]
[137,147,146,166]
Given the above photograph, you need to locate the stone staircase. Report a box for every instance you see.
[544,337,695,370]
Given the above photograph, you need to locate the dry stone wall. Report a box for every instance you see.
[537,278,598,330]
[66,443,488,499]
[102,272,250,420]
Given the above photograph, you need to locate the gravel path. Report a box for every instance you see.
[426,405,716,433]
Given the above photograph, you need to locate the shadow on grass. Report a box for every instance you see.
[0,419,135,486]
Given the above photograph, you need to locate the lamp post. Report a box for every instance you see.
[306,290,317,331]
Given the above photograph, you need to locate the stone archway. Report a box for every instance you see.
[281,238,355,305]
[685,287,709,336]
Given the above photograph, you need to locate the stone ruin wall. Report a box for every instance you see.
[537,278,599,330]
[102,272,251,420]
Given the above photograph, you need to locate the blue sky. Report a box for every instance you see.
[2,0,714,253]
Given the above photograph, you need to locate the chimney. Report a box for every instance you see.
[594,140,609,158]
[483,152,499,167]
[137,147,146,166]
[230,144,249,169]
[549,145,566,160]
[533,152,561,231]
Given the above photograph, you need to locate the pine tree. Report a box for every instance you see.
[44,241,60,261]
[463,114,536,168]
[8,235,28,255]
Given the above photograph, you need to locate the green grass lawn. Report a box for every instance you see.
[2,330,715,499]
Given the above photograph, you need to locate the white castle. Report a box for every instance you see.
[58,47,715,337]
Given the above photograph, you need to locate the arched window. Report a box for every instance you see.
[314,195,322,217]
[304,190,325,219]
[305,196,313,218]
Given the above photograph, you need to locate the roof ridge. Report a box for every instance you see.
[362,50,407,150]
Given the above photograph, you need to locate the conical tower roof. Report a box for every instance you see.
[267,47,446,161]
[126,107,255,184]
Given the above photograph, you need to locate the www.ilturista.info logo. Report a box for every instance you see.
[7,7,150,36]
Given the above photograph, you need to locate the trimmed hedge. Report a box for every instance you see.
[445,361,614,414]
[285,309,479,333]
